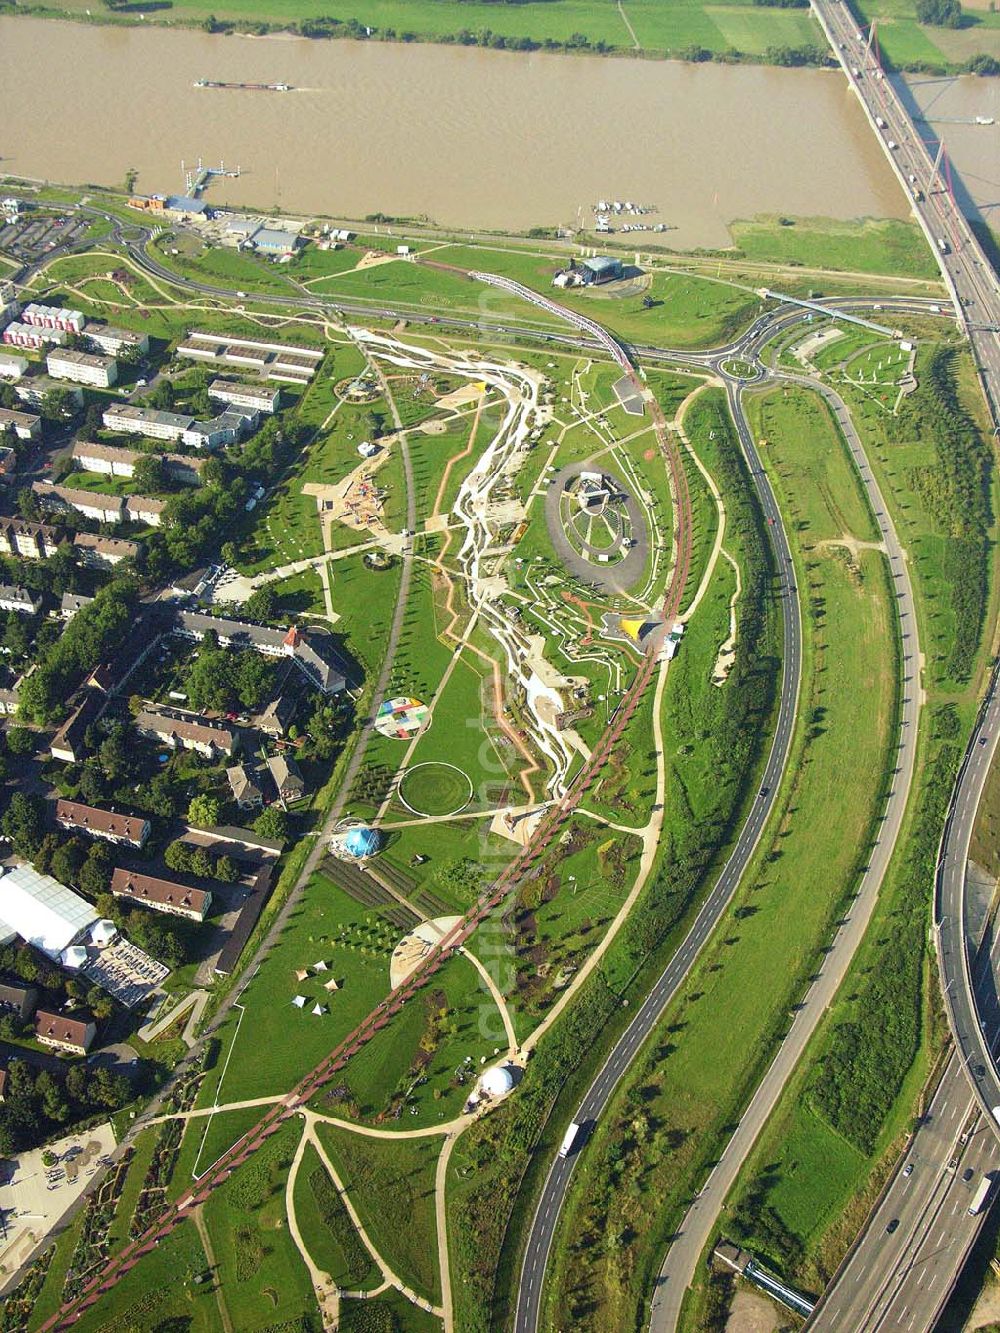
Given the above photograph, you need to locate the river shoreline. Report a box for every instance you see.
[0,16,912,248]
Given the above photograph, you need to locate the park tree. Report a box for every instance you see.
[78,841,112,898]
[188,794,221,828]
[190,846,214,879]
[99,724,130,781]
[90,1066,130,1108]
[78,764,106,806]
[35,1071,70,1125]
[245,581,279,623]
[164,840,194,874]
[5,728,34,757]
[3,616,29,659]
[50,838,85,889]
[65,1064,88,1104]
[132,453,166,494]
[32,833,60,877]
[148,380,176,411]
[916,0,963,22]
[233,652,275,710]
[215,854,239,883]
[40,387,76,421]
[253,807,288,844]
[86,987,115,1023]
[16,487,40,522]
[1,793,44,859]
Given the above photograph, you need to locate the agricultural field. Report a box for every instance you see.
[46,0,1000,67]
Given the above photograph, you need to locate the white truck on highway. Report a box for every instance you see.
[969,1174,994,1216]
[558,1122,583,1158]
[937,237,950,254]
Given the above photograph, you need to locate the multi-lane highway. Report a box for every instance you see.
[812,0,1000,422]
[936,692,1000,1125]
[810,913,1000,1333]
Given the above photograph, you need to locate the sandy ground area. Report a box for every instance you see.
[726,1288,783,1333]
[390,915,463,988]
[0,1121,116,1288]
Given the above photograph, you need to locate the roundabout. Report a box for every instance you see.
[397,762,474,817]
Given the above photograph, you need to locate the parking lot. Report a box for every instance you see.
[0,1121,116,1290]
[0,212,89,264]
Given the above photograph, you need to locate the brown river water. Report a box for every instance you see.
[1,15,993,245]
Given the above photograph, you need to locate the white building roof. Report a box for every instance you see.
[0,864,99,960]
[61,945,90,970]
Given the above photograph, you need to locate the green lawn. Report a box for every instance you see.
[314,949,506,1126]
[153,237,303,297]
[373,813,515,916]
[193,875,394,1106]
[750,384,880,542]
[291,1139,381,1288]
[328,547,402,681]
[201,1122,317,1330]
[273,565,327,617]
[60,1221,215,1333]
[729,215,937,278]
[338,1287,442,1332]
[104,1131,158,1253]
[187,1105,270,1180]
[315,1123,443,1305]
[403,652,516,804]
[27,1209,88,1331]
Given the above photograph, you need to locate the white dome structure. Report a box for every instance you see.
[480,1065,515,1098]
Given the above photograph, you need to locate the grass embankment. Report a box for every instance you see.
[728,216,938,279]
[41,0,828,60]
[841,344,994,687]
[541,382,898,1330]
[682,344,999,1316]
[445,388,782,1333]
[315,1123,442,1305]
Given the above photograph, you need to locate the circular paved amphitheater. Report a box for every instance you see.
[544,461,649,592]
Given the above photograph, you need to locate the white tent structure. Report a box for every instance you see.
[292,995,307,1008]
[60,944,89,970]
[311,1003,326,1016]
[0,864,98,961]
[91,919,117,947]
[479,1065,515,1098]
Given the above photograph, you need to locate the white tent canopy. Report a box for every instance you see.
[0,864,98,960]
